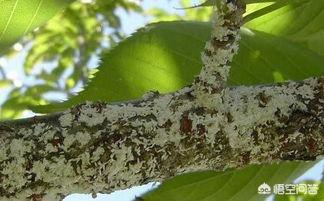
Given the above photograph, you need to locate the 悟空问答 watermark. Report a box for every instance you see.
[258,182,319,195]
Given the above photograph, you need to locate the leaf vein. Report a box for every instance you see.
[24,0,44,35]
[0,0,19,41]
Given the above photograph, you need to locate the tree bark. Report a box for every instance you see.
[0,1,323,200]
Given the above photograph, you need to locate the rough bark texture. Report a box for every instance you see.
[0,1,323,200]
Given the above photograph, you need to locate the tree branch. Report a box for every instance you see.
[0,1,323,200]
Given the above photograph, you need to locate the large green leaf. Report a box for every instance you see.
[31,21,324,113]
[245,0,324,55]
[0,0,73,54]
[141,161,317,201]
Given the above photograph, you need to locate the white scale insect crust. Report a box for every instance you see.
[78,104,106,127]
[58,110,74,127]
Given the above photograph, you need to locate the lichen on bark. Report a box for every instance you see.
[0,1,323,200]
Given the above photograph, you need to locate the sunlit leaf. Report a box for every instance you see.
[0,96,35,119]
[0,85,51,119]
[245,0,324,55]
[0,0,73,55]
[0,79,12,88]
[243,0,295,24]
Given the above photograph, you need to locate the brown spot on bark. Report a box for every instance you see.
[284,110,313,134]
[0,124,13,133]
[226,112,234,123]
[306,138,317,154]
[204,49,212,57]
[162,119,172,129]
[26,172,36,183]
[317,78,324,96]
[211,86,222,94]
[212,34,235,48]
[180,114,192,134]
[194,107,206,115]
[197,124,206,138]
[256,92,271,107]
[275,108,289,124]
[70,160,82,175]
[180,89,195,101]
[29,193,43,201]
[240,151,251,165]
[70,103,84,121]
[92,102,106,113]
[50,137,62,148]
[251,130,259,145]
[25,160,33,171]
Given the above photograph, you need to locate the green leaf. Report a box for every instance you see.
[230,27,324,85]
[142,161,316,201]
[245,0,324,55]
[0,0,73,55]
[243,0,294,24]
[0,96,35,119]
[0,79,12,88]
[31,21,324,113]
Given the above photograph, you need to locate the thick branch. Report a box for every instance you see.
[0,77,323,200]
